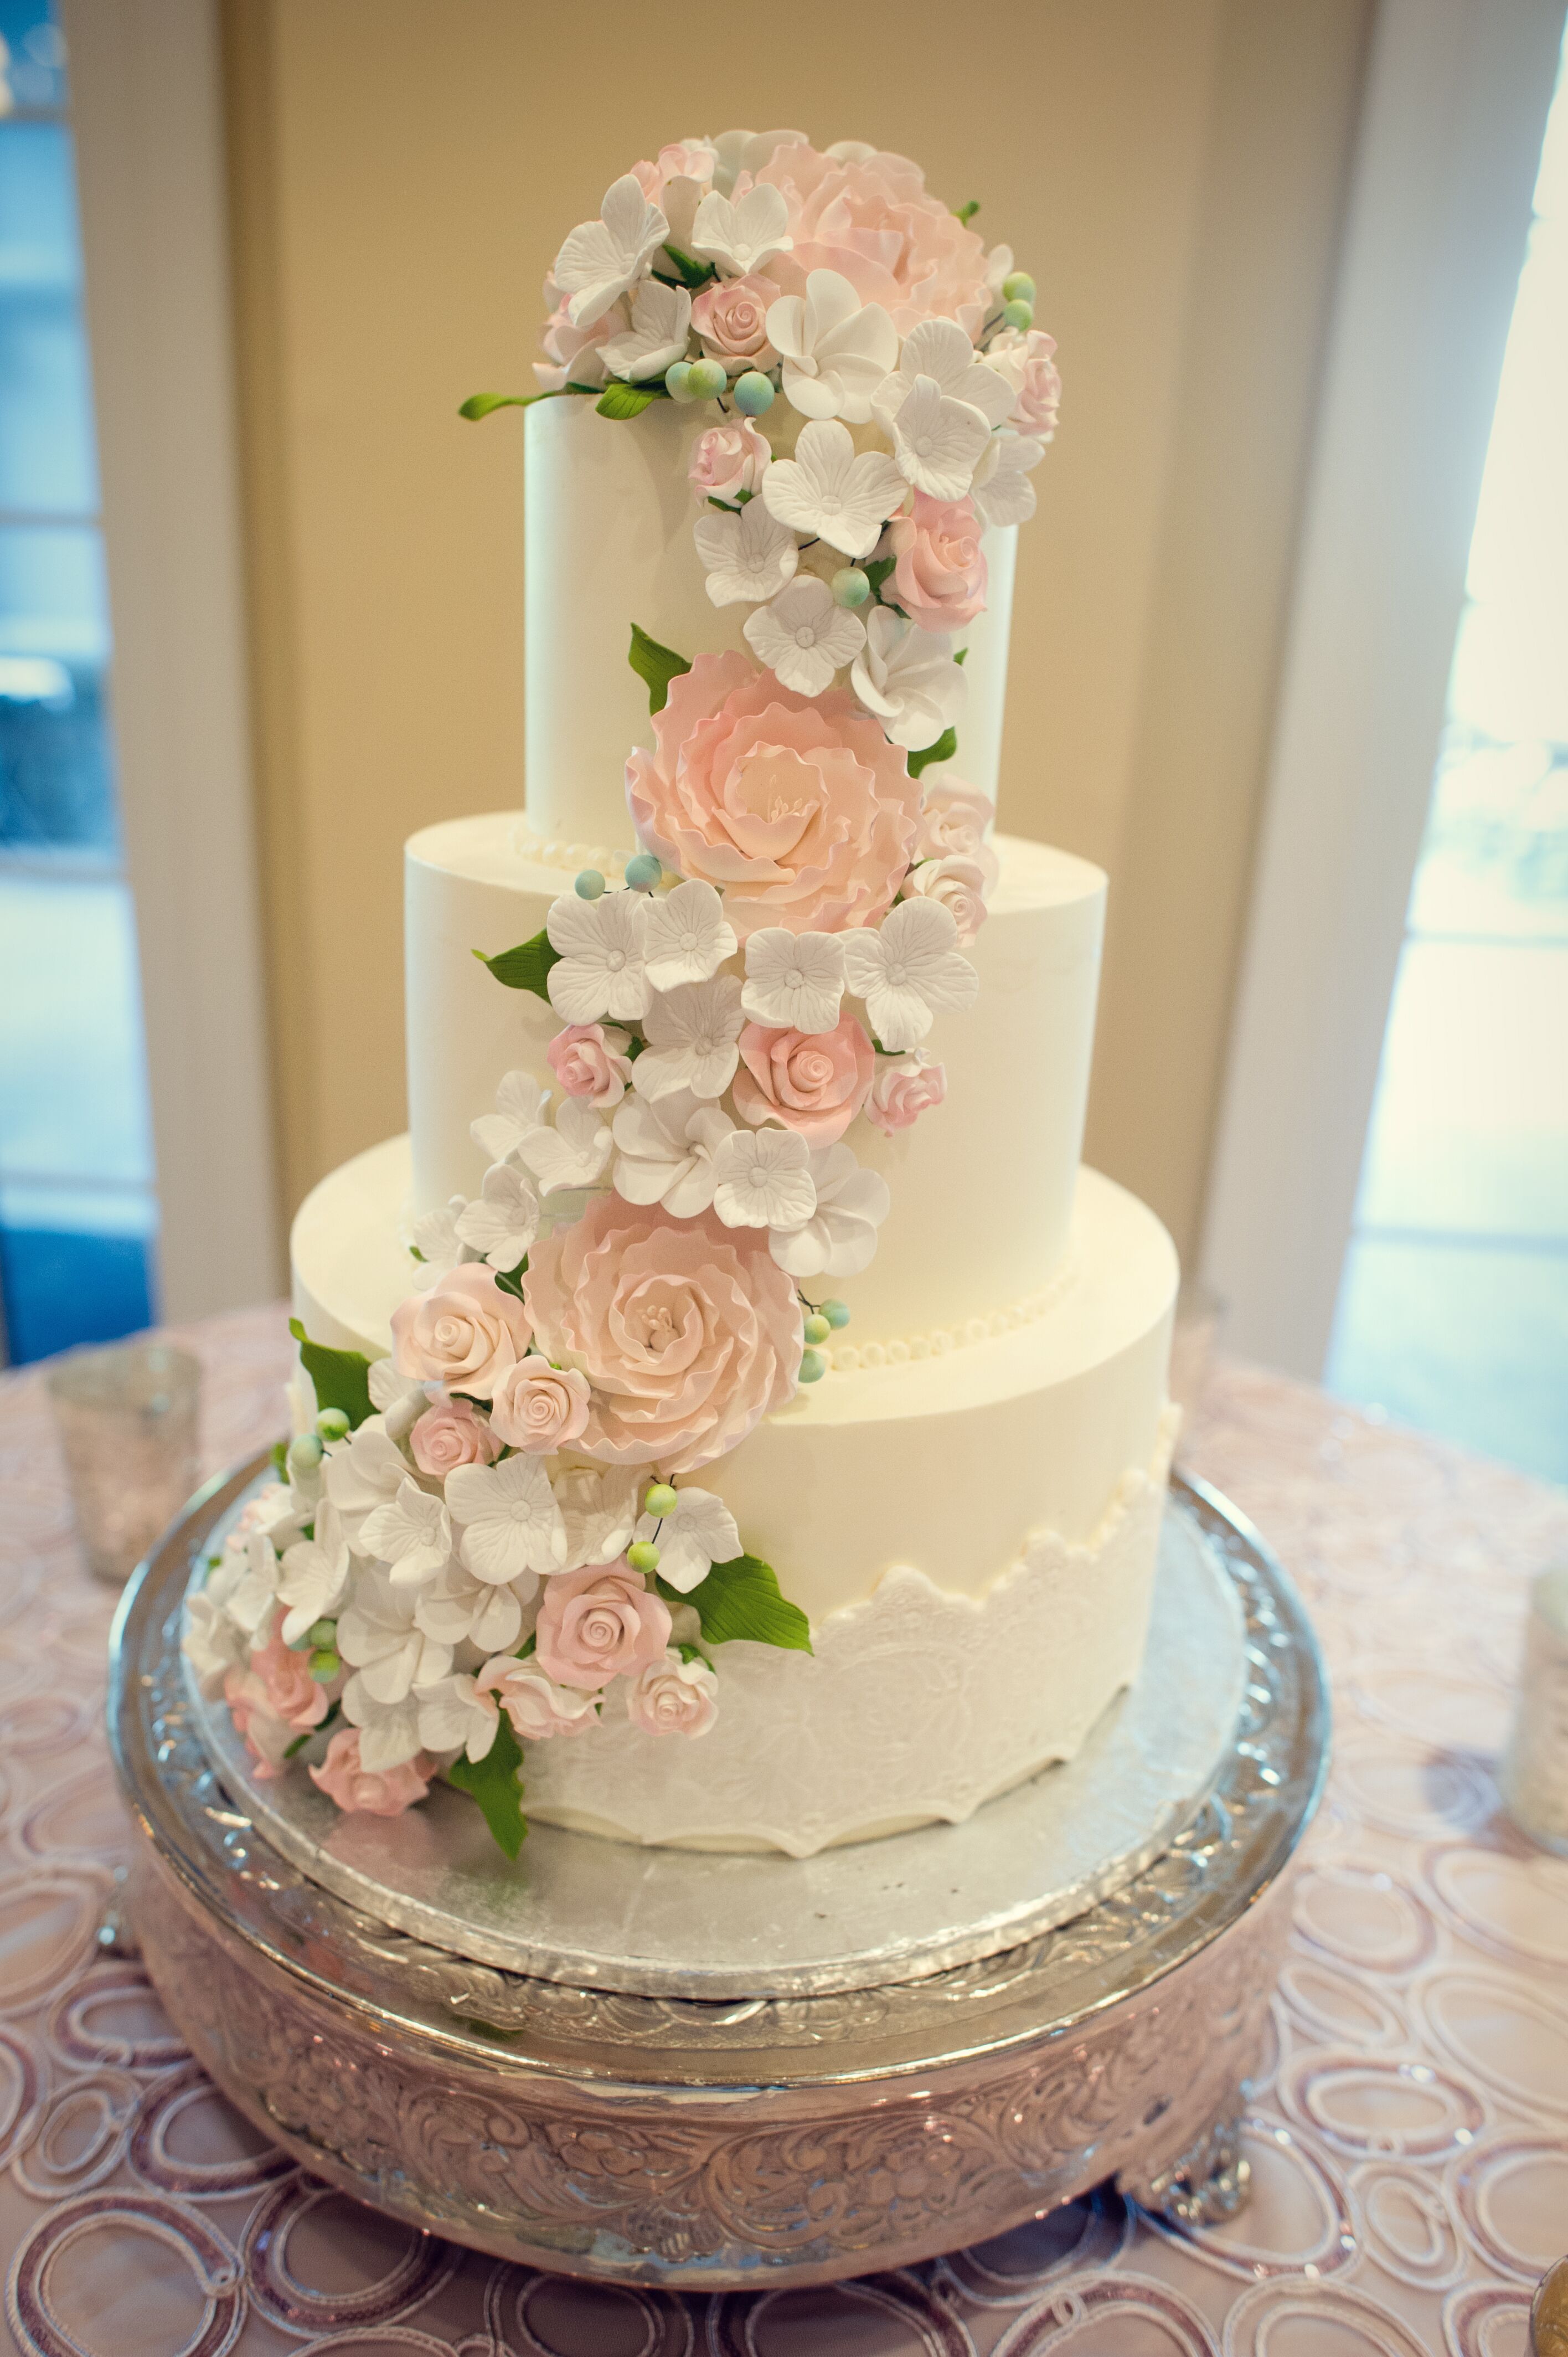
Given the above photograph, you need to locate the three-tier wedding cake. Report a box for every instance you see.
[187,129,1179,1861]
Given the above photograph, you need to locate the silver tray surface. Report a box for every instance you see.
[183,1483,1247,1998]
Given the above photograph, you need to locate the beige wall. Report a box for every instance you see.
[224,0,1370,1259]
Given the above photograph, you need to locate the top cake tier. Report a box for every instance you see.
[523,397,1017,852]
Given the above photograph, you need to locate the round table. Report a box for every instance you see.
[2,1303,1565,2356]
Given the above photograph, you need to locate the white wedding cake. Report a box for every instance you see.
[190,131,1178,1861]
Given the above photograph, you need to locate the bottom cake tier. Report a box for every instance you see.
[292,1144,1178,1853]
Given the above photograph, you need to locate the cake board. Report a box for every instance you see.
[109,1456,1329,2289]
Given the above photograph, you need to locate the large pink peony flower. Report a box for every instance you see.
[390,1264,532,1399]
[757,145,993,334]
[626,652,919,940]
[309,1728,434,1816]
[733,1015,875,1144]
[523,1191,801,1472]
[533,1561,672,1691]
[888,495,988,634]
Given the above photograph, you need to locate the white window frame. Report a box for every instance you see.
[1202,0,1566,1377]
[60,0,280,1319]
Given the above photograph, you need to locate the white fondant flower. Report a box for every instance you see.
[553,1463,640,1572]
[841,897,979,1050]
[553,174,669,328]
[517,1097,614,1195]
[693,500,798,607]
[367,1357,428,1435]
[850,608,967,750]
[410,1197,466,1289]
[416,1671,499,1764]
[891,374,992,501]
[414,1556,532,1655]
[358,1476,453,1591]
[276,1500,352,1646]
[455,1162,540,1270]
[471,1068,552,1167]
[741,927,847,1033]
[760,420,906,561]
[874,317,1013,433]
[635,1485,740,1593]
[340,1679,425,1773]
[970,428,1043,528]
[765,270,899,424]
[612,1090,735,1216]
[321,1416,409,1548]
[446,1453,567,1586]
[182,1583,249,1696]
[643,878,739,990]
[337,1567,453,1706]
[600,279,692,382]
[745,576,865,697]
[224,1527,283,1640]
[689,182,792,275]
[769,1141,891,1279]
[545,889,651,1025]
[632,972,745,1100]
[712,1125,816,1232]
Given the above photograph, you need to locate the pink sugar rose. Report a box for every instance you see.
[996,328,1061,441]
[309,1727,434,1816]
[914,780,999,889]
[409,1396,501,1478]
[904,854,990,946]
[865,1049,947,1136]
[390,1263,532,1399]
[627,1650,720,1738]
[888,494,988,635]
[223,1664,296,1780]
[626,651,919,941]
[488,1357,591,1455]
[547,1022,634,1109]
[733,1013,875,1145]
[692,273,778,375]
[477,1654,600,1741]
[524,1192,800,1473]
[252,1609,334,1733]
[757,145,993,334]
[533,1561,672,1692]
[688,420,772,507]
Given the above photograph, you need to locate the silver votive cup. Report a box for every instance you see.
[1169,1275,1225,1440]
[46,1337,202,1586]
[1500,1566,1568,1859]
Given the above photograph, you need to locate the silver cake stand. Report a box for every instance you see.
[109,1454,1329,2290]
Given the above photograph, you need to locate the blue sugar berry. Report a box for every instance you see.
[625,852,663,891]
[733,370,775,415]
[665,361,696,402]
[687,357,728,401]
[574,867,606,899]
[798,1347,828,1383]
[819,1298,851,1330]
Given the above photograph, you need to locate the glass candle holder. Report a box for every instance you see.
[47,1337,202,1586]
[1169,1275,1225,1444]
[1500,1566,1568,1860]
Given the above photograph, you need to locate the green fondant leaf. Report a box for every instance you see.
[494,1259,528,1302]
[954,645,968,665]
[661,241,719,289]
[474,931,560,1000]
[662,1555,813,1654]
[863,556,896,599]
[596,381,661,419]
[288,1319,374,1430]
[909,727,957,780]
[448,1712,527,1860]
[628,622,693,715]
[459,391,541,420]
[953,199,981,224]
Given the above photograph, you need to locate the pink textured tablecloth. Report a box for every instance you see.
[2,1304,1566,2356]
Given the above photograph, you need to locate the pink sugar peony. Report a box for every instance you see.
[547,1022,635,1109]
[476,1655,600,1741]
[533,1561,672,1692]
[865,1049,947,1136]
[757,145,993,334]
[252,1609,333,1733]
[692,273,778,374]
[524,1191,801,1473]
[223,1664,295,1780]
[309,1727,434,1816]
[488,1357,591,1455]
[888,494,988,634]
[688,420,771,507]
[903,853,989,946]
[733,1014,875,1145]
[627,1650,719,1738]
[390,1263,532,1399]
[914,780,999,889]
[409,1396,501,1478]
[626,652,919,940]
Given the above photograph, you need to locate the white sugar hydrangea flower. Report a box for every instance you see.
[225,1526,285,1641]
[766,269,899,424]
[410,1196,467,1289]
[890,373,992,501]
[367,1357,428,1437]
[471,1068,553,1167]
[643,878,739,990]
[689,182,792,275]
[553,1463,640,1572]
[415,1557,533,1655]
[340,1679,425,1773]
[545,889,651,1025]
[276,1500,352,1646]
[518,1097,614,1195]
[358,1476,453,1591]
[970,429,1043,528]
[632,972,745,1100]
[842,897,979,1050]
[745,575,865,697]
[553,173,669,329]
[850,608,967,750]
[693,500,798,607]
[635,1485,741,1593]
[182,1580,250,1696]
[338,1566,453,1706]
[446,1453,567,1586]
[769,1141,891,1279]
[455,1161,540,1270]
[415,1671,499,1764]
[612,1090,735,1216]
[713,1125,816,1232]
[760,419,906,561]
[873,317,1013,434]
[322,1417,410,1548]
[741,927,847,1033]
[600,279,692,382]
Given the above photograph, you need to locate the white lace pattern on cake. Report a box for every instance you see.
[525,1407,1179,1854]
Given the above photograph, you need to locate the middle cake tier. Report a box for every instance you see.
[408,819,1106,1346]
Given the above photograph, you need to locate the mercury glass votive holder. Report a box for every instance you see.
[47,1337,203,1586]
[1500,1565,1568,1860]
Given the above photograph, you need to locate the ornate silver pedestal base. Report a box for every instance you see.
[110,1463,1328,2289]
